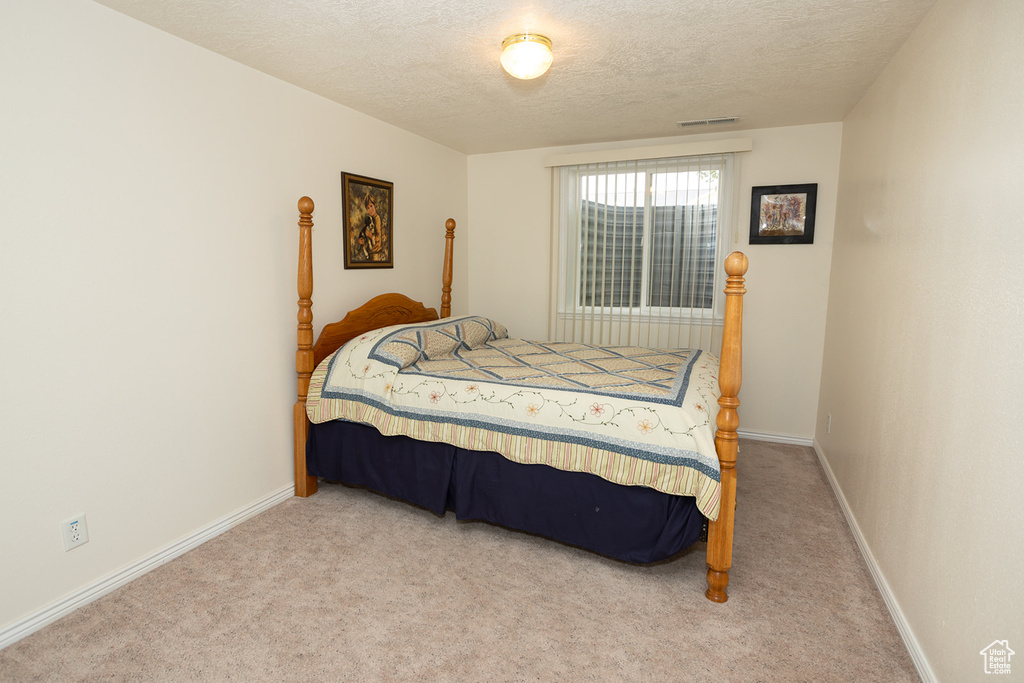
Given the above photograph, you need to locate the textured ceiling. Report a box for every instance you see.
[92,0,936,154]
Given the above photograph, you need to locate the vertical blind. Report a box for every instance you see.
[552,153,733,352]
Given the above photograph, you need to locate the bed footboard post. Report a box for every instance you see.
[706,251,747,602]
[294,197,318,497]
[440,218,455,318]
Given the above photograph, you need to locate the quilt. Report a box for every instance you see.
[306,315,724,519]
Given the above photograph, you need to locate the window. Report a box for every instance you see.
[553,153,733,348]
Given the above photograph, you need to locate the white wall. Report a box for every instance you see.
[0,0,466,634]
[817,0,1023,679]
[467,124,842,439]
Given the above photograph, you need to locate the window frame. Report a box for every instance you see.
[556,155,733,326]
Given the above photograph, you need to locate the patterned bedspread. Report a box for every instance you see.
[306,315,724,519]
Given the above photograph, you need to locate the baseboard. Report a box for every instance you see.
[811,440,936,683]
[737,429,814,447]
[0,484,294,651]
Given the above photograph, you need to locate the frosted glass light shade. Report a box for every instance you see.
[500,33,553,80]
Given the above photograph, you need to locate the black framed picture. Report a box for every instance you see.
[749,183,817,245]
[342,172,393,269]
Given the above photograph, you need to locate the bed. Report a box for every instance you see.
[291,196,748,602]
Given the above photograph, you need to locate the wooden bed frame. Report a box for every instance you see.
[291,196,748,602]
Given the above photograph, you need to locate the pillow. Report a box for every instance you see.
[371,315,508,369]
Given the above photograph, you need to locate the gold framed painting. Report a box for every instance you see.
[342,172,393,268]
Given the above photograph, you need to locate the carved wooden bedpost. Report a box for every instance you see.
[294,197,318,497]
[440,218,456,318]
[706,251,748,602]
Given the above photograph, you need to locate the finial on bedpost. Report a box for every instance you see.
[440,218,456,318]
[724,251,749,279]
[294,197,318,497]
[706,250,747,602]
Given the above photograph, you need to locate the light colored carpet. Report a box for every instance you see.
[0,440,918,681]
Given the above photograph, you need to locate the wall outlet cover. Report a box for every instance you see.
[62,514,89,551]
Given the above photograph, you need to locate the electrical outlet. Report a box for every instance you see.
[62,514,89,551]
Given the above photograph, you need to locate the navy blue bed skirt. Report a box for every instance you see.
[306,419,705,564]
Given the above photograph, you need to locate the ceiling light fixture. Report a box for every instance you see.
[500,33,553,80]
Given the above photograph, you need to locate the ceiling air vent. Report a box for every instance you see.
[676,116,739,128]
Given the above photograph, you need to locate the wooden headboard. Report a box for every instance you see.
[311,293,438,367]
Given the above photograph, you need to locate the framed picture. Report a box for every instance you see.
[749,183,817,245]
[342,172,393,268]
